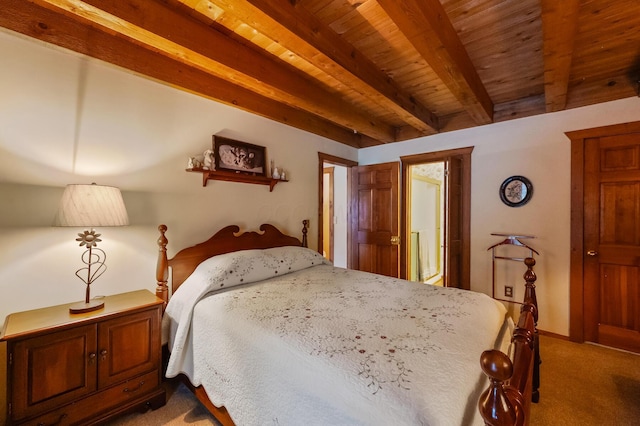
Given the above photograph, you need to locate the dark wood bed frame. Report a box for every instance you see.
[156,221,539,426]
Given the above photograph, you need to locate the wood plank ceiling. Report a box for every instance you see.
[2,0,639,148]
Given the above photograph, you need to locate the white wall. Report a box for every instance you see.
[358,96,640,336]
[0,29,357,322]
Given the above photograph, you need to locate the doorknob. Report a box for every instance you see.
[390,235,400,245]
[587,250,598,256]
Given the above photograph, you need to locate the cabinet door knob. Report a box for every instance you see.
[587,250,598,256]
[88,352,96,364]
[100,349,108,360]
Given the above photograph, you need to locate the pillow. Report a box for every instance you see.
[182,245,329,293]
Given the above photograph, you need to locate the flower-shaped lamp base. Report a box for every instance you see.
[69,229,107,314]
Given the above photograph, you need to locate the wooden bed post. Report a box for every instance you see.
[156,224,169,308]
[479,257,539,426]
[478,350,521,425]
[302,219,309,248]
[523,257,541,403]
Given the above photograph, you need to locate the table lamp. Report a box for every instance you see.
[54,183,129,313]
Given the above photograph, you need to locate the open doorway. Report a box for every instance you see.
[408,162,445,285]
[318,153,357,268]
[401,147,473,289]
[322,164,348,267]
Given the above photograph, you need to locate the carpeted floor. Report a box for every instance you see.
[530,335,640,425]
[107,381,219,426]
[112,335,640,425]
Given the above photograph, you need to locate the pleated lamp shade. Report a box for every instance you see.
[55,183,129,227]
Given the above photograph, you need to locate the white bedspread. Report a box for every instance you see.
[163,247,508,426]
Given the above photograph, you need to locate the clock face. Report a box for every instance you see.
[500,176,533,207]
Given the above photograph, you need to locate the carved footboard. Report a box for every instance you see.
[479,257,539,426]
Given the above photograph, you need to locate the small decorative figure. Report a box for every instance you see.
[281,170,286,180]
[203,149,214,170]
[187,157,194,170]
[272,167,280,180]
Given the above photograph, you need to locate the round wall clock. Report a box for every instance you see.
[499,175,533,207]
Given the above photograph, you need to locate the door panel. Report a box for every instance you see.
[98,309,160,388]
[584,133,640,353]
[351,162,400,277]
[11,324,98,419]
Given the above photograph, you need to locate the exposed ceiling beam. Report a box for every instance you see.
[378,0,494,125]
[4,0,375,147]
[540,0,581,112]
[29,0,396,142]
[186,0,439,134]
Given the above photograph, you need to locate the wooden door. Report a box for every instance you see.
[583,133,640,353]
[98,309,161,388]
[11,324,98,420]
[445,157,463,288]
[351,162,400,277]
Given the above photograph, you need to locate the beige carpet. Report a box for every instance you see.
[112,335,640,425]
[530,335,640,425]
[108,381,219,426]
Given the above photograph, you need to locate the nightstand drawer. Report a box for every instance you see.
[17,370,161,426]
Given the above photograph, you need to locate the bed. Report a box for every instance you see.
[156,222,539,426]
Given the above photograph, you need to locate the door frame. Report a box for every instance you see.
[317,153,358,263]
[400,147,473,288]
[323,166,335,262]
[567,120,640,343]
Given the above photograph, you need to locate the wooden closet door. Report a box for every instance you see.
[584,133,640,353]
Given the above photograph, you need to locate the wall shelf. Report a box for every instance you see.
[187,169,288,192]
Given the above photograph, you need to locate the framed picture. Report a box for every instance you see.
[213,135,266,176]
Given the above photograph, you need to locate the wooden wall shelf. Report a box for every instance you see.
[188,169,288,191]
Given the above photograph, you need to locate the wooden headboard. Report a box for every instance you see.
[156,220,309,306]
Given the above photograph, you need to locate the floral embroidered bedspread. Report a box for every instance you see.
[163,247,509,426]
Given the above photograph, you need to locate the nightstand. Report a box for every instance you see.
[0,290,166,425]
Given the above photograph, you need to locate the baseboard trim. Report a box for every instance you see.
[538,329,569,340]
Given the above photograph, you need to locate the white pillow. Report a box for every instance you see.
[183,245,328,292]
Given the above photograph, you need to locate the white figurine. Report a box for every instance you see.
[272,167,280,179]
[187,157,194,169]
[203,149,214,170]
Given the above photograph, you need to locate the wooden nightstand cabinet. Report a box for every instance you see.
[1,290,166,425]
